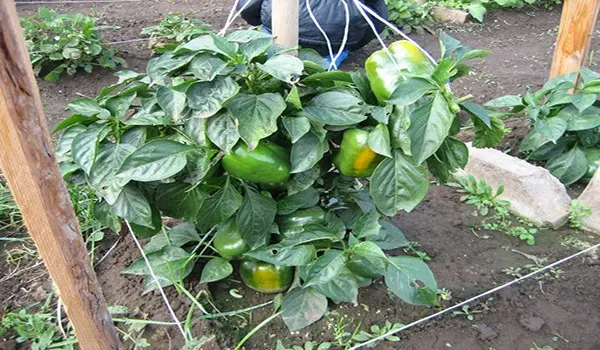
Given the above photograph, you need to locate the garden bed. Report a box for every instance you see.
[2,2,600,350]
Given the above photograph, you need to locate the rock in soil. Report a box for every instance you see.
[519,315,545,332]
[475,324,498,341]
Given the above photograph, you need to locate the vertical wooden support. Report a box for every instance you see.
[272,0,299,50]
[0,1,120,349]
[550,0,600,78]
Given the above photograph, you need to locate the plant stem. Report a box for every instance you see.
[234,311,283,350]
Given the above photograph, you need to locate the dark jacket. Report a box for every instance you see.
[238,0,388,55]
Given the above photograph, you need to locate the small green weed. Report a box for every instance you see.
[0,305,76,350]
[452,298,493,321]
[403,241,431,261]
[0,181,22,230]
[449,171,537,245]
[502,250,564,281]
[530,343,554,350]
[568,200,592,230]
[384,0,433,34]
[141,13,211,54]
[21,8,125,81]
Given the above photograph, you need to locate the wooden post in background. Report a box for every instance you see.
[0,1,120,349]
[272,0,299,50]
[550,0,600,78]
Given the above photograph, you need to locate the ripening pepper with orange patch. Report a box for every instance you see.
[334,129,383,178]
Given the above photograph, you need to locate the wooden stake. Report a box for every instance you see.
[550,0,600,78]
[0,1,120,349]
[272,0,299,50]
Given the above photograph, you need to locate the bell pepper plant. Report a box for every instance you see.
[56,30,493,331]
[486,68,600,185]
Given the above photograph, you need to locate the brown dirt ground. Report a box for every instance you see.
[1,1,600,350]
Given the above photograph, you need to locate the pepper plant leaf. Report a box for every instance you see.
[545,146,588,185]
[111,184,154,228]
[370,151,429,216]
[408,93,454,164]
[117,140,194,182]
[227,93,286,150]
[277,187,320,215]
[236,187,278,249]
[196,177,243,232]
[156,183,207,221]
[206,109,240,153]
[90,143,136,205]
[258,54,304,82]
[281,287,328,331]
[301,91,367,126]
[290,132,329,173]
[200,257,233,283]
[385,256,438,306]
[186,76,240,118]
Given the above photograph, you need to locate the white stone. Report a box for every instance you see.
[578,170,600,234]
[430,6,469,24]
[464,145,571,229]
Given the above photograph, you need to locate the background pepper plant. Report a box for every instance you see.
[486,69,600,185]
[56,29,493,331]
[140,13,212,54]
[21,8,126,81]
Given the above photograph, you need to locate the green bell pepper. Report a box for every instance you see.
[213,220,248,260]
[222,141,291,184]
[334,129,383,178]
[365,40,433,104]
[582,147,600,183]
[239,260,294,294]
[276,206,326,238]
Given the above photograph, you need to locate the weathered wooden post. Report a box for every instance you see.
[272,0,299,50]
[0,1,120,348]
[550,0,600,78]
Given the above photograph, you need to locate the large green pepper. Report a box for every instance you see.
[239,260,294,294]
[222,141,291,184]
[213,221,248,260]
[365,40,433,104]
[276,206,326,238]
[582,147,600,183]
[334,129,383,178]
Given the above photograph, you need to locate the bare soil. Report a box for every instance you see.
[2,2,600,350]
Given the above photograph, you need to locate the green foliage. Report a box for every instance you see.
[0,306,76,350]
[21,8,125,81]
[384,0,433,34]
[568,199,592,230]
[58,31,489,331]
[141,13,212,54]
[431,0,561,22]
[449,171,537,245]
[486,69,600,185]
[0,181,22,230]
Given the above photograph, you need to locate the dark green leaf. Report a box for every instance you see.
[258,54,304,82]
[283,116,311,143]
[244,244,316,266]
[236,187,277,249]
[117,140,193,182]
[175,34,238,58]
[534,118,567,143]
[187,77,240,118]
[144,222,201,254]
[157,86,186,121]
[473,117,505,148]
[184,118,210,146]
[281,287,328,331]
[370,151,429,216]
[200,257,233,283]
[385,256,438,306]
[206,109,240,153]
[546,146,588,185]
[287,167,321,195]
[485,95,523,108]
[408,93,454,164]
[304,250,346,287]
[196,177,243,231]
[54,114,96,133]
[277,187,320,215]
[93,201,121,233]
[90,143,136,204]
[353,210,381,239]
[121,126,148,148]
[227,93,286,150]
[460,102,490,127]
[103,92,136,119]
[369,219,409,250]
[571,93,596,112]
[111,184,153,228]
[156,183,207,221]
[189,54,228,81]
[72,123,110,174]
[301,91,366,126]
[367,124,392,158]
[68,98,110,118]
[426,137,469,184]
[312,267,358,304]
[290,132,329,173]
[387,78,436,106]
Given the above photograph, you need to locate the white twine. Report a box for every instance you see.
[329,0,350,70]
[125,220,186,339]
[306,0,337,69]
[219,0,253,36]
[350,243,600,349]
